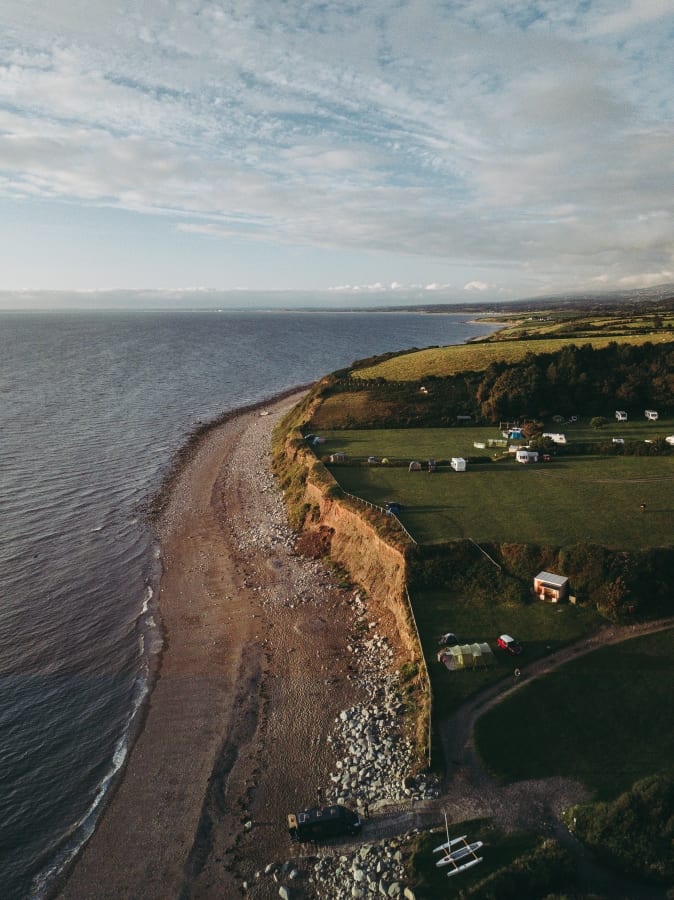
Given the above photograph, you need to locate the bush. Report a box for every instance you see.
[466,838,575,899]
[568,771,674,883]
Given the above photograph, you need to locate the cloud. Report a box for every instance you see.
[464,281,490,292]
[0,0,672,294]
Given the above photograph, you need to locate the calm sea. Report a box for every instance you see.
[0,308,494,898]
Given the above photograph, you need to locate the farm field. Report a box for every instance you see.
[325,454,674,548]
[474,630,674,800]
[350,333,674,381]
[315,417,674,462]
[412,587,602,722]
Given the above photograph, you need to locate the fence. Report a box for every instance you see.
[469,538,502,571]
[340,490,417,545]
[404,584,433,769]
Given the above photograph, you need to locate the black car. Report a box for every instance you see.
[288,805,362,842]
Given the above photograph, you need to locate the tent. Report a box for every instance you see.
[437,642,495,671]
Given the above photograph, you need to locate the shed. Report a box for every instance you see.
[534,571,569,603]
[516,449,538,464]
[645,410,659,420]
[450,457,466,472]
[408,460,422,471]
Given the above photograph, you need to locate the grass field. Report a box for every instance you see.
[326,453,674,548]
[412,587,602,721]
[474,630,674,799]
[315,417,674,461]
[408,822,552,898]
[350,333,674,381]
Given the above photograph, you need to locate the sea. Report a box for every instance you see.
[0,307,495,898]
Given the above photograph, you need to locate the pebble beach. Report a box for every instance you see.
[58,391,436,900]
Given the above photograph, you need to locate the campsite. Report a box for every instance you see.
[273,309,674,896]
[318,425,673,548]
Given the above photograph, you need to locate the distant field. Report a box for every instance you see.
[351,333,674,381]
[325,453,674,548]
[474,630,674,799]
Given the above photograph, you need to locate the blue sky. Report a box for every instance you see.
[1,0,672,305]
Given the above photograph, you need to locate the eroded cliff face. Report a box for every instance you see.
[277,427,431,761]
[303,480,417,663]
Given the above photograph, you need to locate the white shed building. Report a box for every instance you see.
[534,571,569,602]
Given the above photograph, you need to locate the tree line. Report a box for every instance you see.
[338,340,674,426]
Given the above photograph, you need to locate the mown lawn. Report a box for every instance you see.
[413,587,602,721]
[327,454,674,548]
[474,630,674,799]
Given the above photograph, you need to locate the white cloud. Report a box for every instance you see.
[0,0,672,294]
[464,281,490,292]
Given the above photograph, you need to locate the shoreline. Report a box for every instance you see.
[57,386,370,898]
[57,391,291,896]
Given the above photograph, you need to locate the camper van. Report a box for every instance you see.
[288,805,362,842]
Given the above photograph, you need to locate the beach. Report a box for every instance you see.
[59,391,367,898]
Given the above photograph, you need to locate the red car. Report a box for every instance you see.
[497,634,522,655]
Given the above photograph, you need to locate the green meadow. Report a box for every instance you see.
[474,630,674,799]
[412,587,602,722]
[316,417,673,461]
[323,452,673,548]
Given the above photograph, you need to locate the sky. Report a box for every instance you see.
[1,0,673,306]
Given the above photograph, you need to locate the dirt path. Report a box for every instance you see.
[428,616,674,834]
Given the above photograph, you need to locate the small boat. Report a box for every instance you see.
[433,834,467,855]
[433,812,485,878]
[436,841,483,867]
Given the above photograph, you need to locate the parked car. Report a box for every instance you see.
[438,632,458,647]
[384,501,403,514]
[497,634,522,655]
[288,805,362,842]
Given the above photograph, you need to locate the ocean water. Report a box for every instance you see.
[0,308,495,898]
